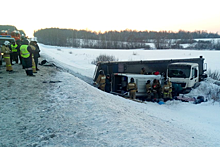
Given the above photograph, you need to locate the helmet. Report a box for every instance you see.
[22,39,29,45]
[99,70,104,75]
[30,41,35,45]
[130,78,134,83]
[4,41,10,46]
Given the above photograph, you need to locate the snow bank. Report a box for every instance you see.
[1,63,219,146]
[187,78,220,101]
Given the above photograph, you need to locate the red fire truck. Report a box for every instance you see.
[10,30,21,41]
[0,30,21,41]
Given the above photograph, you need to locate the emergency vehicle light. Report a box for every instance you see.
[0,35,11,38]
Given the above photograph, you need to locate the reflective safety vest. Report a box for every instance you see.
[164,86,170,92]
[11,44,18,52]
[20,45,30,58]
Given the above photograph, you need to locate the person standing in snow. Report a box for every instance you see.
[105,74,111,93]
[32,41,40,71]
[162,80,172,101]
[1,41,13,72]
[127,78,138,100]
[95,70,106,91]
[10,41,18,64]
[29,41,37,73]
[20,40,35,76]
[145,80,152,101]
[152,79,161,102]
[16,39,23,65]
[167,78,173,98]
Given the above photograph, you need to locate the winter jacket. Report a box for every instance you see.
[1,45,11,57]
[127,82,138,93]
[162,84,172,93]
[96,74,106,90]
[168,81,172,92]
[146,83,152,93]
[162,83,172,99]
[105,78,111,93]
[33,44,40,58]
[152,81,161,93]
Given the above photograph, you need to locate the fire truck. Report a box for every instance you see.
[0,30,21,41]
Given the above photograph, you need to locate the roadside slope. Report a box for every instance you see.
[1,59,220,146]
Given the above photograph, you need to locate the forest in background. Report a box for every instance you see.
[34,28,220,49]
[1,25,220,50]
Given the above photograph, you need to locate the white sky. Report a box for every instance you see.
[1,0,220,37]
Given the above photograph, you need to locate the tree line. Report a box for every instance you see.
[34,28,220,49]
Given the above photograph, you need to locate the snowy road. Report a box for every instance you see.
[1,45,220,146]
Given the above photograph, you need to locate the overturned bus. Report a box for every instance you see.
[93,56,207,96]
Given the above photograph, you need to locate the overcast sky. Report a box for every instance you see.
[2,0,220,37]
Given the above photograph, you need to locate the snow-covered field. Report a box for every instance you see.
[40,44,220,78]
[1,44,220,147]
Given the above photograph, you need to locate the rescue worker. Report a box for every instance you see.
[105,74,111,93]
[20,39,35,76]
[127,78,138,100]
[145,80,152,101]
[162,81,172,101]
[140,67,147,75]
[95,70,106,91]
[16,39,23,65]
[152,79,161,102]
[32,41,40,70]
[167,78,173,98]
[1,41,13,72]
[29,41,37,73]
[172,83,182,97]
[10,41,18,64]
